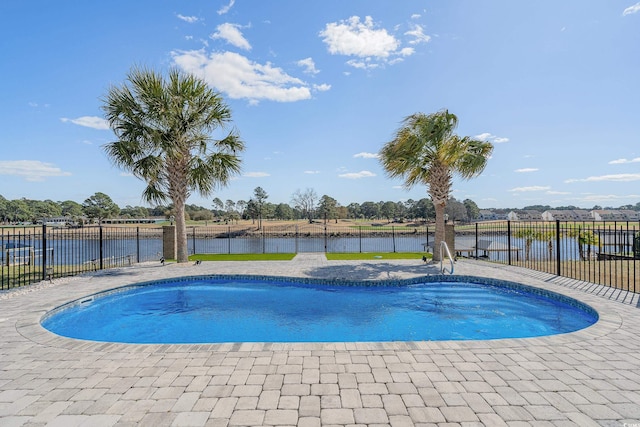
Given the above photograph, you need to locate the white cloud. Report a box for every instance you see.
[217,0,235,15]
[579,193,640,202]
[0,160,71,182]
[514,168,538,173]
[546,190,570,195]
[177,14,199,23]
[623,2,640,15]
[244,172,270,178]
[313,83,331,92]
[211,23,251,50]
[297,57,319,74]
[411,14,422,19]
[320,16,399,58]
[608,157,640,164]
[172,50,312,103]
[475,132,509,144]
[345,59,379,70]
[304,170,320,174]
[509,186,551,192]
[338,170,376,179]
[320,16,416,69]
[353,152,380,159]
[405,23,431,45]
[60,116,109,130]
[398,47,415,56]
[565,173,640,183]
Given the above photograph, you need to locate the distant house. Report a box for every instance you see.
[40,216,74,227]
[591,210,640,221]
[101,218,165,225]
[620,210,640,221]
[507,210,543,221]
[476,210,509,221]
[542,210,591,221]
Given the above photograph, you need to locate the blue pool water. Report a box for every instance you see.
[41,276,598,344]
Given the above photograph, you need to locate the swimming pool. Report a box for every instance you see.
[41,275,598,344]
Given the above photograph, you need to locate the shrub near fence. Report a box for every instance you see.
[467,220,639,293]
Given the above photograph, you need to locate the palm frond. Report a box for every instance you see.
[102,66,245,218]
[379,109,492,196]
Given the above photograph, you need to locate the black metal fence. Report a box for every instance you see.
[1,225,162,290]
[1,223,431,290]
[3,221,638,293]
[186,223,431,255]
[463,220,639,293]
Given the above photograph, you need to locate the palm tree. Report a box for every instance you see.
[537,229,556,260]
[102,67,245,263]
[514,228,537,262]
[379,110,493,261]
[515,227,556,262]
[569,227,600,261]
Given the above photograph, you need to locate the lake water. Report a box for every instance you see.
[2,233,604,267]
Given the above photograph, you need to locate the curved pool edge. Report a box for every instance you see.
[39,273,600,331]
[20,271,618,352]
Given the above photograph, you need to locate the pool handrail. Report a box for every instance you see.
[440,241,454,275]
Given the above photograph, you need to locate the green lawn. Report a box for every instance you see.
[326,252,430,260]
[189,253,296,261]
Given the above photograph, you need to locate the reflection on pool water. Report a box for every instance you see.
[41,275,598,344]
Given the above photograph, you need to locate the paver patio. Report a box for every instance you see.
[1,254,639,426]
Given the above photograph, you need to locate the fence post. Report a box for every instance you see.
[556,220,561,276]
[426,225,429,253]
[295,224,299,254]
[507,221,512,265]
[162,225,176,260]
[192,226,196,256]
[136,227,140,263]
[475,222,479,259]
[99,226,104,270]
[262,226,266,254]
[228,226,231,254]
[392,226,396,253]
[359,226,362,253]
[324,224,327,253]
[41,224,47,281]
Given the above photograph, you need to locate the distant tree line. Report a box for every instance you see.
[1,190,638,226]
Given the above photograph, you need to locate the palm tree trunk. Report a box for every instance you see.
[175,197,189,263]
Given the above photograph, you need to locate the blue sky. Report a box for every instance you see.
[1,1,639,210]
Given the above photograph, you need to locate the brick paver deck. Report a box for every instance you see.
[1,255,639,426]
